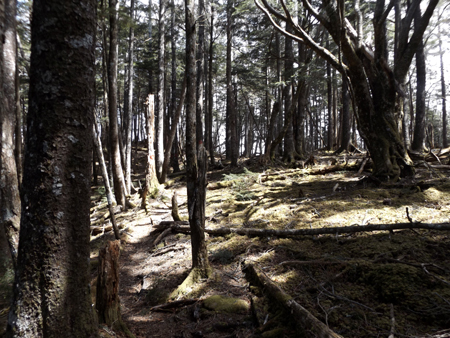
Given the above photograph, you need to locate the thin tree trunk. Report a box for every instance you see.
[141,94,159,212]
[108,0,128,207]
[226,0,237,166]
[196,0,205,145]
[205,1,215,164]
[185,0,211,277]
[1,0,20,270]
[439,26,447,148]
[124,0,135,194]
[283,25,295,163]
[160,76,187,182]
[156,0,166,181]
[411,8,426,152]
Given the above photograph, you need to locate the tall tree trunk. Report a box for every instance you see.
[326,52,334,150]
[196,0,205,145]
[185,0,211,278]
[124,0,135,194]
[156,0,165,181]
[206,1,215,164]
[226,0,238,166]
[108,0,128,206]
[411,7,426,152]
[1,0,20,270]
[439,26,447,148]
[336,75,351,153]
[6,0,98,335]
[283,26,295,163]
[141,95,159,212]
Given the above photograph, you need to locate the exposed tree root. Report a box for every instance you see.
[169,267,212,300]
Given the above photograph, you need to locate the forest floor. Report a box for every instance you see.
[2,149,450,337]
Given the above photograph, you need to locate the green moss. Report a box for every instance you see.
[203,295,250,314]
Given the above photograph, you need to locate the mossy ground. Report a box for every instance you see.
[2,150,450,337]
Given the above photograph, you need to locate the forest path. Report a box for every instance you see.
[114,184,256,338]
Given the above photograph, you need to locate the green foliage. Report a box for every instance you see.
[222,167,258,201]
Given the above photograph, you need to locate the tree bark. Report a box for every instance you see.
[156,0,166,181]
[141,94,159,212]
[283,25,295,163]
[124,0,135,194]
[96,241,133,337]
[185,0,211,277]
[1,0,20,270]
[411,7,426,152]
[226,0,238,166]
[6,0,98,335]
[108,0,128,206]
[196,0,205,145]
[439,25,447,148]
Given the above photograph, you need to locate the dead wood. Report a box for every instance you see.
[90,221,126,236]
[150,225,175,250]
[149,299,198,312]
[155,221,450,239]
[242,263,343,338]
[172,191,182,221]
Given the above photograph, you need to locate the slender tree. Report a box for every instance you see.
[6,0,98,335]
[124,0,135,193]
[156,0,166,181]
[108,0,128,206]
[185,0,211,280]
[1,0,20,269]
[439,25,447,148]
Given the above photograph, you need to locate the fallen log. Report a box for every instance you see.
[153,221,450,239]
[243,263,343,338]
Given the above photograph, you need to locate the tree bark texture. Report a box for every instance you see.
[226,0,238,166]
[411,8,426,152]
[108,0,128,206]
[96,240,130,334]
[124,0,135,194]
[141,94,159,211]
[156,0,165,182]
[6,0,98,336]
[1,0,20,269]
[185,0,211,277]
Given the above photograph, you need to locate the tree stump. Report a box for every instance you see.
[96,240,135,337]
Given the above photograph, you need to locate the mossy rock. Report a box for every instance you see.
[203,295,250,314]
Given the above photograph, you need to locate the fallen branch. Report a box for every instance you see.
[242,263,343,338]
[154,222,450,239]
[149,299,198,312]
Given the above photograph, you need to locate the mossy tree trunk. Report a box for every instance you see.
[6,0,98,335]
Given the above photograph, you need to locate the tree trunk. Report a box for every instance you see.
[185,0,211,278]
[108,0,128,206]
[283,25,295,163]
[196,0,205,145]
[1,0,20,270]
[206,2,215,164]
[96,241,133,337]
[124,0,135,194]
[6,0,98,335]
[336,75,351,153]
[439,26,447,148]
[160,76,187,183]
[411,7,426,152]
[226,0,238,166]
[156,0,165,181]
[141,94,159,212]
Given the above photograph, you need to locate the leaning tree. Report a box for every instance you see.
[257,0,439,181]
